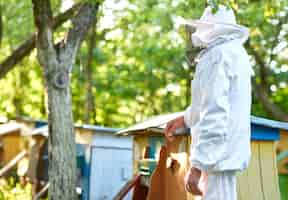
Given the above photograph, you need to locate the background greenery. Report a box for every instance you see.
[0,0,287,127]
[0,0,287,128]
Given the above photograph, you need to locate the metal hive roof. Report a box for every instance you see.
[117,113,288,136]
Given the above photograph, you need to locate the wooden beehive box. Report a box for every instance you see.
[19,119,132,200]
[277,129,288,175]
[0,123,26,166]
[118,113,287,200]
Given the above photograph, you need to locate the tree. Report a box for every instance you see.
[31,1,99,199]
[0,0,287,128]
[0,2,81,79]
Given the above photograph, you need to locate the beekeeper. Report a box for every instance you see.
[164,5,252,200]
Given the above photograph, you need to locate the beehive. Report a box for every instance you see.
[0,123,25,166]
[118,113,287,200]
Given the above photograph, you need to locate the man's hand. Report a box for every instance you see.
[184,167,203,196]
[164,116,185,141]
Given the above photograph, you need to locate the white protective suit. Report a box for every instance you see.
[182,5,252,200]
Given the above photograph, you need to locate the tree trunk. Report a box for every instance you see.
[31,1,99,199]
[84,23,97,124]
[46,67,77,199]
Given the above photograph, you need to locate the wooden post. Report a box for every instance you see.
[113,174,142,200]
[0,150,27,177]
[33,183,49,200]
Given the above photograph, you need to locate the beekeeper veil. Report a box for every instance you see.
[183,5,249,48]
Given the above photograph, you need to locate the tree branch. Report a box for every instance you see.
[0,3,81,79]
[252,79,288,121]
[247,41,288,121]
[51,4,82,28]
[0,36,35,79]
[61,3,99,66]
[32,0,57,68]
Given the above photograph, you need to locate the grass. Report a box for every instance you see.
[0,177,32,200]
[280,174,288,200]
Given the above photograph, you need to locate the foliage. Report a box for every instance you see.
[0,177,32,200]
[0,0,287,127]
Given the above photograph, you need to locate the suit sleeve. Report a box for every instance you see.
[183,105,193,127]
[190,51,233,173]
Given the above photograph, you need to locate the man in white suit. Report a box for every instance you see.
[164,5,252,200]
